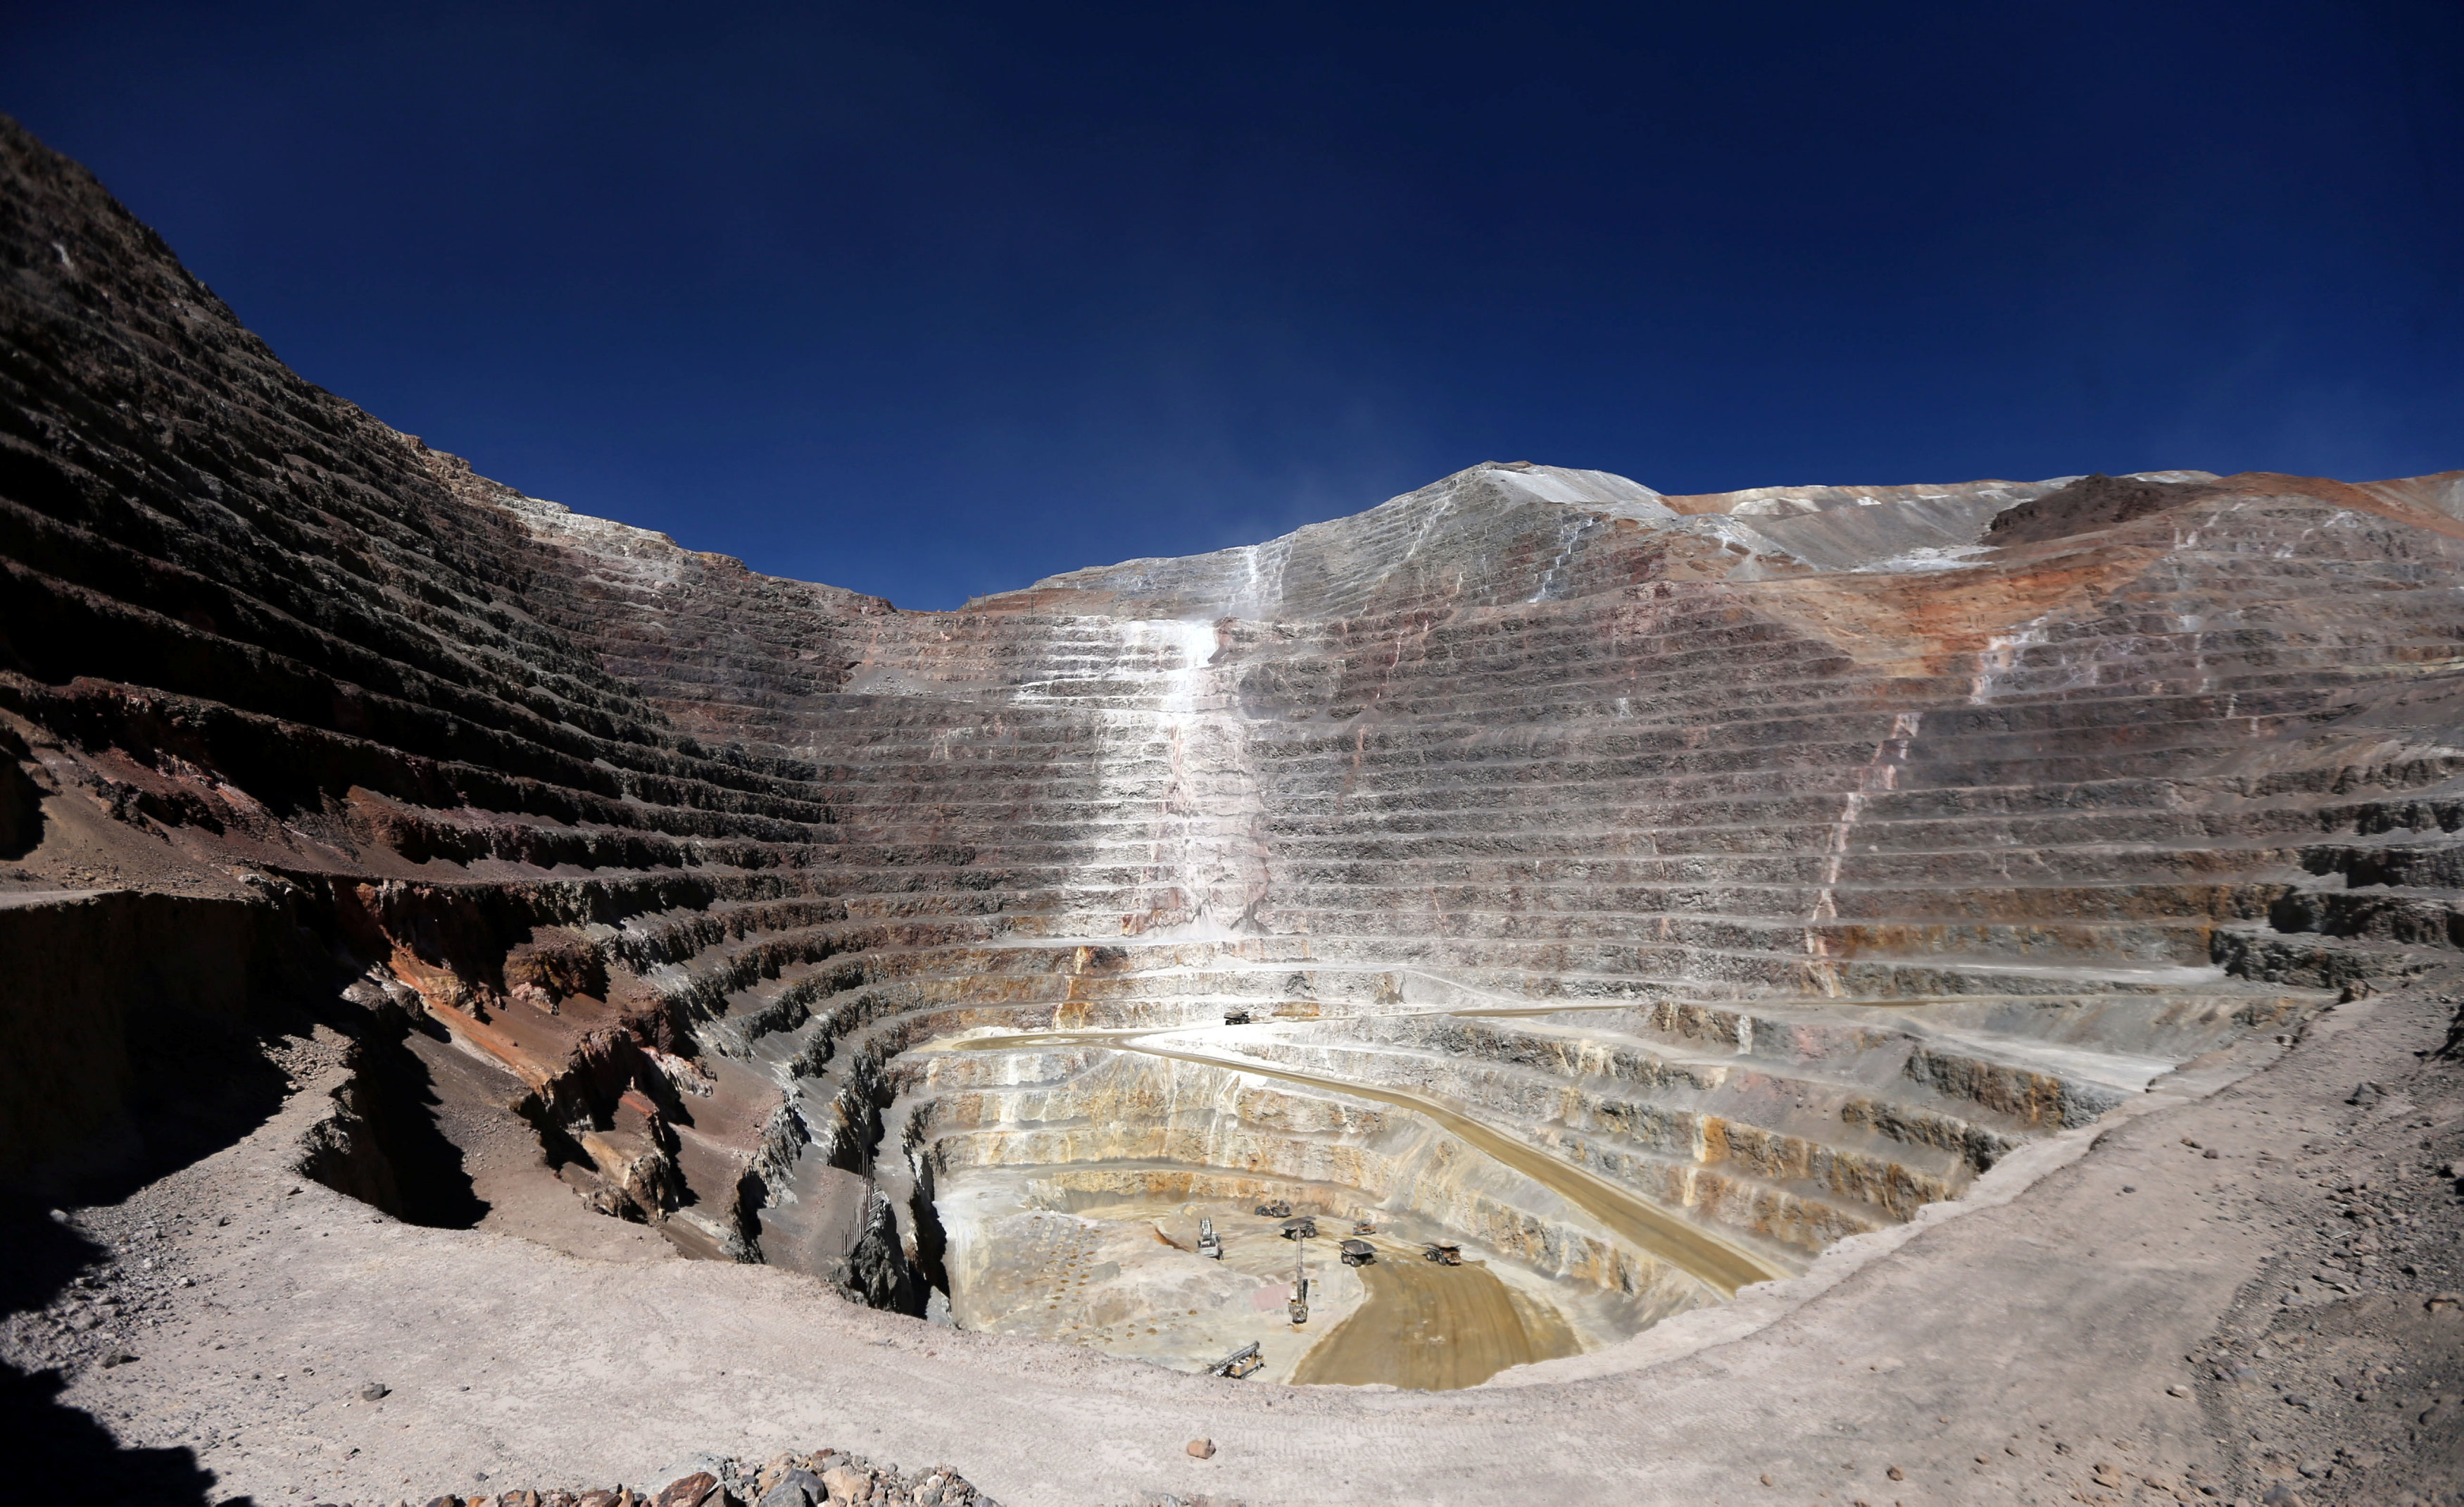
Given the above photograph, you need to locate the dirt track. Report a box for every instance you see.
[1289,1241,1578,1389]
[954,1026,1785,1294]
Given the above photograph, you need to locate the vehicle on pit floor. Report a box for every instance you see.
[1253,1199,1292,1218]
[1208,1342,1264,1378]
[1197,1217,1223,1259]
[1279,1216,1319,1240]
[1423,1242,1463,1265]
[1338,1238,1376,1266]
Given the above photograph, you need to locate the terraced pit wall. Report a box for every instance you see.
[7,113,2464,1359]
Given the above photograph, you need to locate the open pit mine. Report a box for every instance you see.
[4,118,2463,1507]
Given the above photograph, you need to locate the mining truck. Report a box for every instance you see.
[1254,1199,1291,1218]
[1338,1238,1376,1266]
[1207,1342,1263,1378]
[1279,1215,1319,1240]
[1423,1242,1463,1265]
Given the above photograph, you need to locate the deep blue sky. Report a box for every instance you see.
[4,2,2458,607]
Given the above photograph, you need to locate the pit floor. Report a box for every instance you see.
[936,1183,1589,1389]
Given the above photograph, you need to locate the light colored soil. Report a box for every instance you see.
[941,1186,1371,1381]
[11,978,2463,1506]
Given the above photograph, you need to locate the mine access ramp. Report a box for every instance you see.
[1207,1342,1264,1379]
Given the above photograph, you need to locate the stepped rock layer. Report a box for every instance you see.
[4,116,2464,1503]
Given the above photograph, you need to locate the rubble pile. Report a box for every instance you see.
[392,1450,991,1507]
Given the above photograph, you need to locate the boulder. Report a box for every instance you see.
[758,1468,824,1507]
[655,1475,719,1507]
